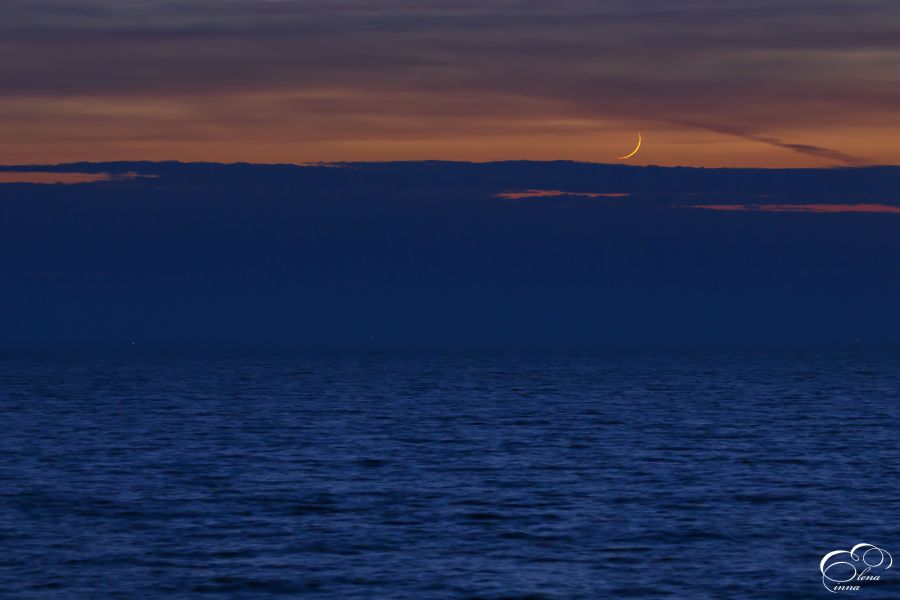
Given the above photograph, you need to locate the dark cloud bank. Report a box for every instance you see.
[1,160,899,350]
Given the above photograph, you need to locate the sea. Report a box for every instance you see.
[1,350,898,599]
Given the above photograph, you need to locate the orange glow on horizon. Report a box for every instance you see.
[0,172,111,184]
[0,93,896,168]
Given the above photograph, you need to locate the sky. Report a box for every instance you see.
[2,0,899,167]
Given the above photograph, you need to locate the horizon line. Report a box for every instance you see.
[1,159,899,172]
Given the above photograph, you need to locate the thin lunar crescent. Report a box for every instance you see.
[617,133,642,160]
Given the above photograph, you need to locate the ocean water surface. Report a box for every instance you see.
[1,351,898,598]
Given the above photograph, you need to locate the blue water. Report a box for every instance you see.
[1,351,898,598]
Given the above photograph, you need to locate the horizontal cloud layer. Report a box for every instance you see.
[1,0,898,165]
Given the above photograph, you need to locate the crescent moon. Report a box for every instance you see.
[617,132,642,160]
